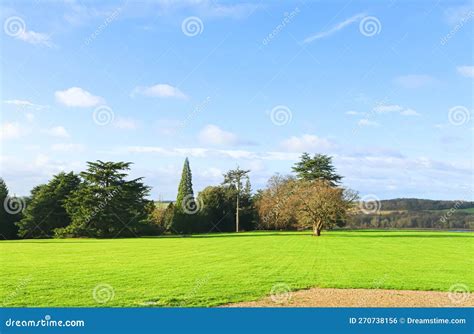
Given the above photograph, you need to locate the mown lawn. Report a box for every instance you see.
[0,231,472,307]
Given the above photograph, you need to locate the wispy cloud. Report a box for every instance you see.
[280,134,336,152]
[303,12,366,43]
[345,110,365,116]
[400,108,420,116]
[0,122,27,140]
[374,104,420,116]
[358,119,379,127]
[457,65,474,78]
[42,126,70,138]
[16,29,53,47]
[443,4,474,25]
[198,124,239,146]
[132,84,187,99]
[3,99,48,110]
[394,74,437,88]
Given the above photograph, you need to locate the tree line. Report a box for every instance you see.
[1,153,472,239]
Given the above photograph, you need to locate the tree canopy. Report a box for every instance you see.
[0,178,21,239]
[60,161,151,238]
[16,172,80,238]
[222,167,250,232]
[292,152,342,186]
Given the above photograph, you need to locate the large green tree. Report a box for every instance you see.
[173,158,201,234]
[292,153,342,186]
[222,167,250,232]
[16,172,80,238]
[197,186,235,233]
[0,178,21,239]
[61,161,151,238]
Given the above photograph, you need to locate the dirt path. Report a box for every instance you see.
[224,288,473,307]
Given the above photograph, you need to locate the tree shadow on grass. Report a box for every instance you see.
[324,234,474,238]
[143,231,474,239]
[0,240,101,243]
[4,230,472,242]
[142,232,304,239]
[142,230,474,239]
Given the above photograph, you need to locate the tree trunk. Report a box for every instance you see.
[236,187,240,233]
[312,223,321,236]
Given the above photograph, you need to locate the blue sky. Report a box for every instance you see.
[1,0,473,200]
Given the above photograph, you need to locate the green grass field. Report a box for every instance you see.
[1,231,472,307]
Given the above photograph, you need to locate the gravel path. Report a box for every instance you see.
[224,288,473,307]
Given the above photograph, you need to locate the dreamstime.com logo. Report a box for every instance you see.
[448,106,471,126]
[93,105,115,126]
[3,16,26,37]
[182,194,203,215]
[359,16,382,37]
[5,315,85,328]
[359,194,381,214]
[270,283,292,304]
[92,283,115,304]
[270,105,292,126]
[3,196,26,214]
[448,283,470,304]
[181,16,204,37]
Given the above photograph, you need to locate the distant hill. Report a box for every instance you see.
[350,198,474,230]
[378,198,474,211]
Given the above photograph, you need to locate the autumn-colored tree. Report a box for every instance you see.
[256,174,357,236]
[289,180,358,236]
[255,174,297,230]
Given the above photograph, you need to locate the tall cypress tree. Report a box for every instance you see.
[175,157,194,209]
[173,158,197,233]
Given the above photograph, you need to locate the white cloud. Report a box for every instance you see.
[457,65,474,78]
[25,113,35,122]
[43,126,70,138]
[113,117,139,130]
[358,119,379,127]
[3,99,48,110]
[51,143,85,152]
[400,108,420,116]
[443,5,474,25]
[198,124,238,146]
[124,146,297,161]
[55,87,104,107]
[374,104,403,113]
[62,0,261,25]
[16,30,53,47]
[132,84,187,99]
[394,75,436,88]
[345,110,364,116]
[0,122,25,140]
[303,13,366,43]
[280,134,335,152]
[374,104,420,116]
[4,99,34,107]
[198,2,261,19]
